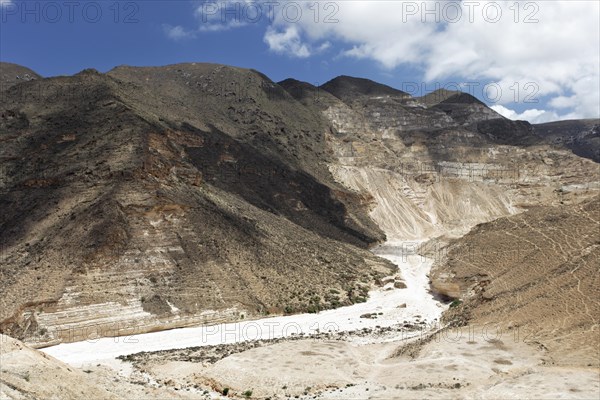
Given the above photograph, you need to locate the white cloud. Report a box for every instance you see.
[163,1,253,38]
[549,95,577,110]
[163,25,196,40]
[491,105,559,124]
[264,25,311,57]
[264,25,335,58]
[263,0,600,121]
[265,1,437,66]
[0,0,13,7]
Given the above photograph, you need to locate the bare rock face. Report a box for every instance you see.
[430,196,600,367]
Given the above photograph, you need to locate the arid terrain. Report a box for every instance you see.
[1,62,599,399]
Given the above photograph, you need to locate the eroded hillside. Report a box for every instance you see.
[430,196,600,367]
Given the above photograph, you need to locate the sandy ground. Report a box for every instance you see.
[132,329,599,399]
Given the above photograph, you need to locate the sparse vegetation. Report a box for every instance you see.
[306,304,319,313]
[450,299,462,308]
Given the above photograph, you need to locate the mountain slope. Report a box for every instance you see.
[0,334,204,399]
[0,64,393,346]
[430,196,600,367]
[534,119,600,162]
[0,334,120,399]
[280,78,599,240]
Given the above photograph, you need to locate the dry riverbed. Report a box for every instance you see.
[38,242,600,399]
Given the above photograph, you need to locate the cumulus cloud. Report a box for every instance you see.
[163,25,196,40]
[264,25,311,57]
[264,24,331,58]
[491,105,559,124]
[262,0,599,122]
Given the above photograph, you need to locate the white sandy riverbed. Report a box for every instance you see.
[42,241,445,367]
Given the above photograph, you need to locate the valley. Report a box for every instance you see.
[1,62,598,399]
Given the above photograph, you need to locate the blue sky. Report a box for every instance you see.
[1,1,599,123]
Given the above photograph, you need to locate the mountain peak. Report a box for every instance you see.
[0,62,41,90]
[320,75,409,103]
[439,92,486,106]
[418,88,461,107]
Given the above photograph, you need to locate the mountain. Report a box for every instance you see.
[284,77,598,238]
[1,62,598,348]
[0,63,393,345]
[416,88,461,107]
[534,119,600,162]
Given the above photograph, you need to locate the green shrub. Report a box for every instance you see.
[242,390,253,398]
[308,304,321,313]
[222,387,229,396]
[450,299,462,308]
